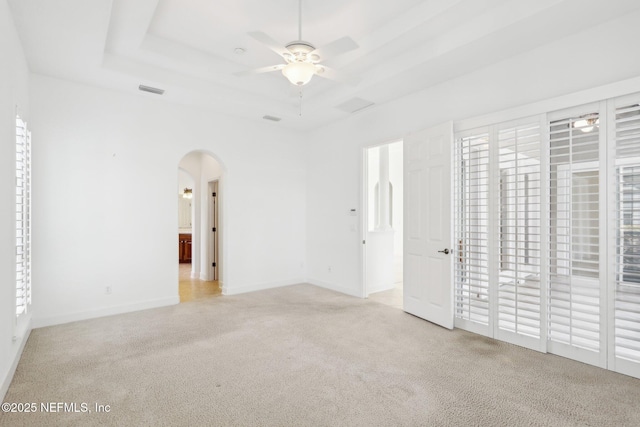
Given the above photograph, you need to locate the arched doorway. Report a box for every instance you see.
[177,150,225,302]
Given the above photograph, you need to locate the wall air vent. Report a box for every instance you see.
[336,97,375,114]
[263,115,282,122]
[138,85,165,95]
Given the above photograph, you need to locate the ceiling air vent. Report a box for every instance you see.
[263,115,282,122]
[336,97,375,114]
[138,85,165,95]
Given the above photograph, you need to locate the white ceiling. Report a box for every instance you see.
[8,0,640,131]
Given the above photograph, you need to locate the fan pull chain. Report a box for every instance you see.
[299,89,303,116]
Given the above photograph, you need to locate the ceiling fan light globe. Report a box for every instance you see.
[282,62,316,86]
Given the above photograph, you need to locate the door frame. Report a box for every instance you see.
[207,179,220,282]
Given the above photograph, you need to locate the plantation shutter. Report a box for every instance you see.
[496,123,542,341]
[454,131,490,330]
[612,101,640,373]
[548,111,602,362]
[16,117,31,316]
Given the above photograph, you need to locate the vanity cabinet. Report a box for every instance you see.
[179,234,192,263]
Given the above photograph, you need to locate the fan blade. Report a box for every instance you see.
[248,31,290,58]
[315,65,360,86]
[310,36,358,61]
[234,64,285,77]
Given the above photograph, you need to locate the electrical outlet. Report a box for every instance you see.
[105,286,112,295]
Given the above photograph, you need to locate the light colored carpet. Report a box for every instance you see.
[2,284,640,426]
[368,282,403,309]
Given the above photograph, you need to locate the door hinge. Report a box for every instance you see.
[212,227,217,232]
[212,262,217,267]
[212,192,217,197]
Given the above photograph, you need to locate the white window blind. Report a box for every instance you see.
[16,116,31,316]
[613,102,640,364]
[454,132,490,326]
[548,113,601,353]
[497,123,542,338]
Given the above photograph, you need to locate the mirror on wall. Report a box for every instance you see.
[178,195,192,232]
[178,168,194,233]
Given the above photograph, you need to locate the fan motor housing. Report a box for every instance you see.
[285,41,317,62]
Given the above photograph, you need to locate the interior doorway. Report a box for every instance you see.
[177,151,224,302]
[363,140,404,309]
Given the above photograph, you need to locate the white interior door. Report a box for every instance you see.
[403,121,453,328]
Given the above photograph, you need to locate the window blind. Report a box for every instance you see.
[454,132,490,325]
[497,123,542,338]
[16,117,31,316]
[548,113,601,352]
[614,102,640,364]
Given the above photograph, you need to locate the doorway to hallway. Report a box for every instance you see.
[363,140,403,309]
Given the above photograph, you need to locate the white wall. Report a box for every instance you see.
[366,147,379,231]
[0,0,30,399]
[30,74,307,327]
[305,10,640,298]
[388,141,403,284]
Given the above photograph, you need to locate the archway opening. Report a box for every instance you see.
[177,150,224,302]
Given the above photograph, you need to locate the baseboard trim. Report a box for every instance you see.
[222,278,305,296]
[307,278,363,298]
[1,320,32,401]
[32,296,180,329]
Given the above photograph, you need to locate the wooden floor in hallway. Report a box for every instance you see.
[179,263,221,302]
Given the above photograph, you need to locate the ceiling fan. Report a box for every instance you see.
[235,0,359,86]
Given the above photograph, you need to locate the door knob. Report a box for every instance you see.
[438,248,450,255]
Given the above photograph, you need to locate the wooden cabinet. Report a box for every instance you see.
[179,233,192,263]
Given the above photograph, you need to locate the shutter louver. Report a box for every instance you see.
[454,132,490,325]
[548,113,601,353]
[497,123,542,338]
[614,103,640,364]
[16,117,31,316]
[452,95,640,378]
